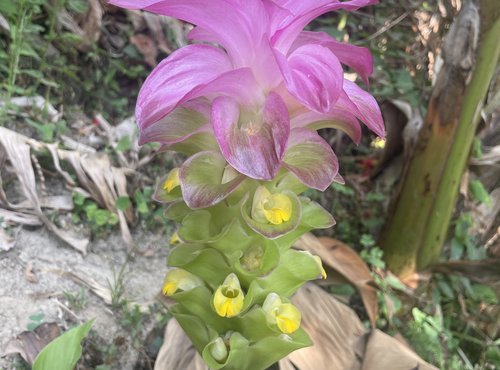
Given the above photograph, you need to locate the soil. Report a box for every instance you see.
[0,225,170,369]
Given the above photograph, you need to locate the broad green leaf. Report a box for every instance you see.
[469,179,492,206]
[33,320,93,370]
[115,196,131,211]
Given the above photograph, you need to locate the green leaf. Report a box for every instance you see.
[33,320,93,370]
[469,179,492,206]
[330,182,354,196]
[360,234,375,248]
[384,274,407,291]
[116,136,132,152]
[471,284,498,304]
[115,196,131,211]
[94,209,110,226]
[450,238,464,260]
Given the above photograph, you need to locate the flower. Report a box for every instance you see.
[213,273,245,317]
[162,268,204,296]
[109,0,384,196]
[251,186,292,225]
[163,168,180,193]
[262,292,301,334]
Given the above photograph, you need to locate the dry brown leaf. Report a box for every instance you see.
[281,283,366,370]
[54,270,113,305]
[131,33,158,68]
[0,127,89,254]
[43,143,135,248]
[154,319,207,370]
[295,234,379,327]
[143,12,173,54]
[2,323,61,365]
[0,208,41,226]
[360,330,438,370]
[57,0,103,52]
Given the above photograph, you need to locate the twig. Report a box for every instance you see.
[356,11,410,44]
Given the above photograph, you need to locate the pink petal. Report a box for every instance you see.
[292,31,373,85]
[211,92,290,180]
[291,109,362,143]
[283,128,339,191]
[272,0,379,53]
[135,44,232,130]
[337,80,385,137]
[110,0,268,67]
[138,107,209,145]
[274,44,343,113]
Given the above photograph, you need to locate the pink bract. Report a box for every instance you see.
[109,0,384,191]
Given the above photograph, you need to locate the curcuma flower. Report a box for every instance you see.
[213,273,245,318]
[162,268,204,296]
[110,0,384,207]
[263,293,302,334]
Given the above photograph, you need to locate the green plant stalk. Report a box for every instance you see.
[418,5,500,269]
[5,0,28,100]
[380,0,500,277]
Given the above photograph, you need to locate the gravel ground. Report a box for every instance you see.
[0,226,170,369]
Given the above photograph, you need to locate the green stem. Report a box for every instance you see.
[417,6,500,269]
[380,0,500,276]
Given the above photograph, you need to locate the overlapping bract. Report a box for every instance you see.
[112,0,384,204]
[109,1,384,369]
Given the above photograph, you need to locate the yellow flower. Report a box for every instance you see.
[263,293,301,334]
[371,137,386,149]
[163,168,180,193]
[275,304,301,334]
[251,186,292,225]
[213,273,244,318]
[169,232,181,245]
[162,269,203,296]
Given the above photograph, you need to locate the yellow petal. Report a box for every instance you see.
[251,187,293,225]
[213,273,245,318]
[163,168,180,193]
[275,303,301,334]
[162,268,203,296]
[263,193,292,224]
[162,281,178,296]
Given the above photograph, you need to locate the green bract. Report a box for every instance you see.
[158,155,333,369]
